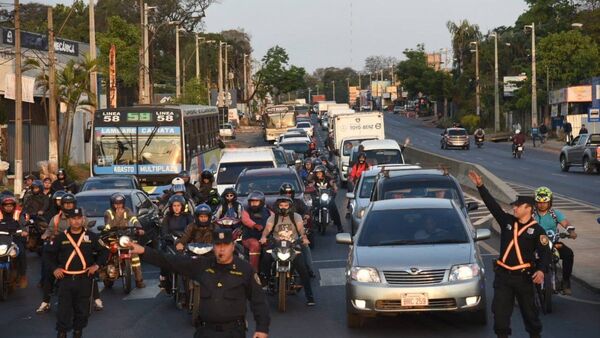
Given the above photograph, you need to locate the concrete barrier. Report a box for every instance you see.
[403,146,518,205]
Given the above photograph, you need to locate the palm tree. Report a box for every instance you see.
[446,20,482,75]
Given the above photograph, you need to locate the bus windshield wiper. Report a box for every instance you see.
[115,126,135,161]
[137,125,160,161]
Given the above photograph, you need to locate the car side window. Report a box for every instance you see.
[131,193,142,210]
[576,136,587,146]
[137,193,153,209]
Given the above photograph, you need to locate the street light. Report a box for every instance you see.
[525,23,537,127]
[470,41,480,116]
[168,21,184,98]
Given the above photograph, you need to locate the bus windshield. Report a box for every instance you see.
[266,113,295,129]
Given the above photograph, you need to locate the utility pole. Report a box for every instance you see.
[332,81,336,101]
[89,0,97,110]
[346,77,350,104]
[243,53,247,113]
[195,34,204,80]
[138,0,145,103]
[143,3,153,104]
[218,42,224,107]
[526,23,537,127]
[358,73,361,89]
[48,7,58,165]
[470,41,480,116]
[491,32,500,132]
[224,43,229,94]
[174,23,181,98]
[14,0,23,195]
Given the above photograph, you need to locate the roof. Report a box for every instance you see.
[86,175,136,181]
[76,189,140,197]
[280,137,310,144]
[363,164,421,177]
[360,139,401,150]
[383,168,451,179]
[220,148,275,163]
[447,127,467,131]
[370,198,454,211]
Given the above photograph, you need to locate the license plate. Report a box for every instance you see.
[517,146,523,151]
[401,293,428,307]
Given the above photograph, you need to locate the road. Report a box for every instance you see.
[383,114,600,209]
[2,116,600,338]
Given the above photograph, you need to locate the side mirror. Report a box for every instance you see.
[87,220,96,228]
[138,208,150,216]
[475,228,491,241]
[97,225,105,232]
[274,141,279,146]
[346,192,355,199]
[467,202,479,212]
[336,233,353,245]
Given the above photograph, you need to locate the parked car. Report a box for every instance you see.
[81,175,142,192]
[559,133,600,174]
[219,123,236,139]
[235,168,308,211]
[75,189,160,246]
[441,128,470,150]
[337,198,490,328]
[295,121,314,137]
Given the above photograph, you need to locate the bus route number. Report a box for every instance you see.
[102,111,120,122]
[156,111,175,122]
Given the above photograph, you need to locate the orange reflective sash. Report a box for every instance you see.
[61,230,88,275]
[497,221,536,271]
[53,211,62,234]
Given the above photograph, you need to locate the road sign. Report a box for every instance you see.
[589,108,600,123]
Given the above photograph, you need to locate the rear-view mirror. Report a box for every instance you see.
[346,192,355,200]
[467,202,479,212]
[87,220,96,228]
[336,233,353,245]
[475,228,491,241]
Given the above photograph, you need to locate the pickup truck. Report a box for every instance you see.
[560,133,600,174]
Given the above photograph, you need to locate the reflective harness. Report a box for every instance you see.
[52,211,63,234]
[105,209,138,230]
[61,230,88,275]
[0,209,21,222]
[496,220,536,271]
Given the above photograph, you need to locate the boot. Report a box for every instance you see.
[133,267,145,288]
[57,332,67,338]
[73,330,82,338]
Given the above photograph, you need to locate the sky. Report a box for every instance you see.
[38,0,528,72]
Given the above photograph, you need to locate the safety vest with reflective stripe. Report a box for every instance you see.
[61,230,88,275]
[0,209,21,222]
[496,220,536,271]
[104,209,139,230]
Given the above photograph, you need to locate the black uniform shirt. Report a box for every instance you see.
[478,185,550,272]
[141,247,270,333]
[44,229,108,273]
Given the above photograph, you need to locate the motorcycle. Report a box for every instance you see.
[475,135,484,148]
[313,187,332,235]
[25,215,47,255]
[162,232,184,301]
[0,229,23,301]
[265,239,303,312]
[98,225,140,294]
[513,143,524,159]
[535,228,572,314]
[184,243,213,326]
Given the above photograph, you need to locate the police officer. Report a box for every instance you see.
[129,228,270,338]
[468,171,550,338]
[43,208,108,338]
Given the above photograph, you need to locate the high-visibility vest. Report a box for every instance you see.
[0,209,21,222]
[496,220,536,271]
[61,230,88,275]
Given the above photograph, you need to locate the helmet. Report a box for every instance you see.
[309,142,316,150]
[168,195,186,210]
[171,177,185,185]
[534,187,553,203]
[247,191,266,212]
[207,188,221,205]
[61,193,76,206]
[319,155,328,162]
[194,204,213,227]
[31,180,43,192]
[222,188,237,201]
[358,152,367,161]
[515,129,521,134]
[279,183,295,198]
[178,170,190,178]
[274,196,294,216]
[304,158,313,166]
[52,190,67,202]
[1,195,17,206]
[294,159,302,166]
[57,168,66,178]
[313,159,323,167]
[201,170,214,182]
[110,193,126,205]
[25,174,36,181]
[313,165,326,175]
[172,184,186,194]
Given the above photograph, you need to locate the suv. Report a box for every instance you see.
[559,133,600,174]
[441,128,470,150]
[234,167,308,210]
[81,175,142,192]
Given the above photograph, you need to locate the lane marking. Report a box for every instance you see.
[478,241,499,256]
[319,268,346,287]
[551,173,568,177]
[556,294,600,305]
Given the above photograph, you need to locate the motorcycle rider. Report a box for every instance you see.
[51,168,78,194]
[308,165,343,233]
[305,142,318,158]
[21,174,36,203]
[46,190,65,223]
[176,204,214,251]
[259,196,315,306]
[320,155,337,177]
[241,191,273,272]
[178,170,203,204]
[102,193,146,288]
[474,126,485,141]
[0,195,28,288]
[533,187,577,295]
[206,188,222,213]
[298,158,315,183]
[511,129,526,155]
[198,170,215,203]
[23,180,50,220]
[214,188,243,221]
[42,177,53,198]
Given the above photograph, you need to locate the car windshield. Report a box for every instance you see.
[380,178,463,207]
[272,149,287,166]
[280,142,309,154]
[77,195,133,217]
[364,149,402,165]
[358,176,376,198]
[217,161,274,184]
[82,179,134,191]
[589,134,600,145]
[266,112,296,128]
[357,208,469,246]
[343,139,373,156]
[449,129,467,136]
[236,174,300,196]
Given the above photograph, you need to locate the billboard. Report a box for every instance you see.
[348,86,359,104]
[567,85,591,102]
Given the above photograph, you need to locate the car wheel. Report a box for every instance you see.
[560,155,569,172]
[583,157,593,174]
[347,312,366,329]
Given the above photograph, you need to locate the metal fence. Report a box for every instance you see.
[7,123,49,175]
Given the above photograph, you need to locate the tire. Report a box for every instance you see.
[583,157,594,174]
[560,155,570,172]
[278,272,287,312]
[103,279,114,289]
[122,260,132,294]
[191,284,201,326]
[0,269,6,301]
[347,312,366,329]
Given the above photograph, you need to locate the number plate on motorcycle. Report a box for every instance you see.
[518,147,523,151]
[401,293,428,307]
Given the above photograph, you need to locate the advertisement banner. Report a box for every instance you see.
[4,74,35,103]
[566,85,591,102]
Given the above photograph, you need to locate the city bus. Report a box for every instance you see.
[263,105,296,142]
[91,105,221,191]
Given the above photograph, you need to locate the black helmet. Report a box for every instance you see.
[358,152,367,161]
[57,168,66,178]
[172,184,186,194]
[274,196,294,216]
[319,155,328,163]
[168,195,186,211]
[304,158,313,166]
[52,190,67,202]
[279,183,295,198]
[31,180,43,192]
[179,170,190,178]
[201,170,214,182]
[110,193,126,205]
[61,193,76,206]
[313,158,323,167]
[194,204,213,227]
[314,165,326,174]
[247,191,266,212]
[222,188,237,201]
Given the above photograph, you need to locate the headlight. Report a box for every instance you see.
[320,193,330,202]
[0,244,7,255]
[350,267,380,283]
[119,235,132,248]
[342,165,348,171]
[449,264,480,281]
[277,251,291,261]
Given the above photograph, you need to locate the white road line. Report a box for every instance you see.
[551,173,568,177]
[478,240,499,256]
[319,268,346,287]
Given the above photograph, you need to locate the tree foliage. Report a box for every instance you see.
[363,55,398,74]
[253,46,307,103]
[97,16,141,87]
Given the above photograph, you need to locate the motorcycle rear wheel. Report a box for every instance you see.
[0,269,6,301]
[278,272,287,312]
[122,260,132,294]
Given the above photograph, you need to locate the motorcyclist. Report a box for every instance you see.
[474,127,485,140]
[511,129,526,155]
[50,168,78,194]
[214,188,243,221]
[259,196,315,306]
[160,178,193,213]
[298,158,315,184]
[241,191,273,272]
[197,170,215,203]
[102,193,146,288]
[533,187,577,295]
[325,132,335,159]
[308,165,343,233]
[294,159,303,174]
[348,152,370,186]
[42,178,53,198]
[21,174,35,203]
[176,204,214,251]
[305,142,318,158]
[178,170,203,204]
[23,180,50,220]
[0,195,28,288]
[206,188,221,213]
[46,190,65,222]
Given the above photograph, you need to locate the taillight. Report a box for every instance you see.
[596,146,600,160]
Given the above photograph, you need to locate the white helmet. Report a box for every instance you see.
[515,129,521,134]
[171,177,185,185]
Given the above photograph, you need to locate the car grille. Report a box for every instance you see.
[375,298,457,311]
[383,269,446,285]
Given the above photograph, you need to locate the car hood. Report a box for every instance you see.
[354,243,473,270]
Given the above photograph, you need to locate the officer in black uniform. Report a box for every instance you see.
[468,171,550,338]
[130,228,270,338]
[44,208,108,338]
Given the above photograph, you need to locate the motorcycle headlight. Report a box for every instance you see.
[449,264,480,281]
[320,193,330,202]
[277,251,291,261]
[0,244,7,255]
[350,267,380,283]
[342,165,348,171]
[119,235,132,248]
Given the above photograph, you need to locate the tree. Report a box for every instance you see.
[516,0,578,36]
[538,30,600,86]
[252,46,307,104]
[446,20,482,75]
[178,78,208,104]
[97,16,141,87]
[364,55,398,74]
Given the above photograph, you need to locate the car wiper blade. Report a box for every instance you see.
[377,239,419,246]
[417,240,468,245]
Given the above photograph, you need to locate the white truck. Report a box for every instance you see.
[332,112,385,184]
[317,101,336,118]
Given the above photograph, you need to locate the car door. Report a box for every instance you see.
[570,135,587,164]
